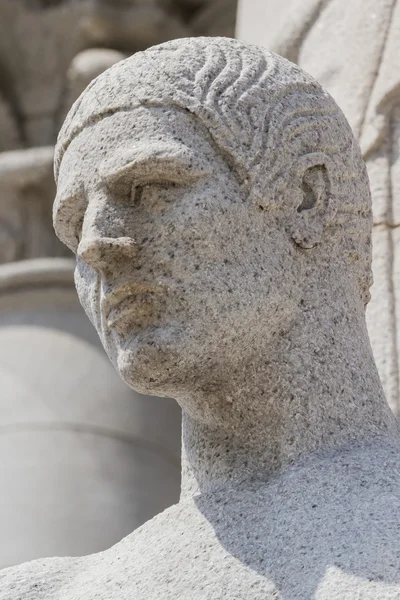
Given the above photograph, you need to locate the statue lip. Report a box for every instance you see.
[103,282,166,327]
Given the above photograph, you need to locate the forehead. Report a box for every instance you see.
[55,106,217,202]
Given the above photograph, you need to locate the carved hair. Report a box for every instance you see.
[55,37,372,304]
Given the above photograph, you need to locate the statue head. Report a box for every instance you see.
[53,37,372,417]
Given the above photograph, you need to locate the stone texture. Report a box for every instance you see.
[0,258,180,568]
[3,37,400,598]
[237,0,400,414]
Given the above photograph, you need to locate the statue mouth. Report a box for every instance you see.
[103,282,167,333]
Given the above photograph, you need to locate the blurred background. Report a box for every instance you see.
[4,0,399,572]
[0,0,237,568]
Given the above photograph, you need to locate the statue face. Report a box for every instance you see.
[55,107,297,405]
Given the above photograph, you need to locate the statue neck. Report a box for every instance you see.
[180,296,398,500]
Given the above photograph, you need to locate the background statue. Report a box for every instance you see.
[237,0,400,415]
[3,37,400,599]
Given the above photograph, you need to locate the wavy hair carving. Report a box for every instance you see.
[55,37,373,304]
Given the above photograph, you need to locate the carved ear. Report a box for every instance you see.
[289,161,335,249]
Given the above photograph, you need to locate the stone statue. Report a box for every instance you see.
[237,0,400,415]
[3,37,400,598]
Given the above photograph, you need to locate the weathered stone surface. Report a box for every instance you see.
[0,258,180,567]
[236,0,400,413]
[2,37,400,598]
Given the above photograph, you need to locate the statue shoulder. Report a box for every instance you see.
[0,506,184,600]
[0,556,81,600]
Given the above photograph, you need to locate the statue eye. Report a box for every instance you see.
[131,184,144,206]
[130,181,181,209]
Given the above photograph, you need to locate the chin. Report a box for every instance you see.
[112,327,187,398]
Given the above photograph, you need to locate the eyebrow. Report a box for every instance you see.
[101,143,211,194]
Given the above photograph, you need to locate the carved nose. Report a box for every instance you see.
[77,236,138,273]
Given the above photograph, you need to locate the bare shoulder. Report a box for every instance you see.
[0,556,84,600]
